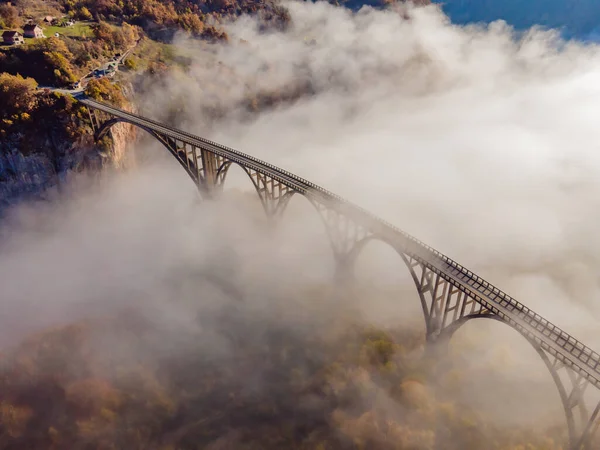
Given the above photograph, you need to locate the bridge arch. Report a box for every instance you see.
[305,229,431,333]
[349,236,430,329]
[213,162,260,200]
[442,313,590,450]
[273,193,337,277]
[96,117,289,210]
[96,117,202,190]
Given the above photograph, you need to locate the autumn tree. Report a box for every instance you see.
[85,78,126,108]
[91,21,139,53]
[28,37,78,85]
[55,0,289,38]
[0,3,21,28]
[0,73,38,132]
[91,21,114,43]
[178,12,205,35]
[0,73,38,113]
[0,402,33,439]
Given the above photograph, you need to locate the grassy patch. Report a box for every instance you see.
[18,0,62,21]
[126,38,173,70]
[125,37,192,71]
[43,22,93,38]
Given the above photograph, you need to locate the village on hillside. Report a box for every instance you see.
[2,15,87,46]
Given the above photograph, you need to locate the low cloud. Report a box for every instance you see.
[138,1,600,336]
[3,0,600,441]
[133,1,600,424]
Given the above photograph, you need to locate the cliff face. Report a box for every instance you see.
[0,143,67,207]
[106,120,139,171]
[0,91,138,216]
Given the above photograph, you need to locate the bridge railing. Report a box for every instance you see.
[423,247,600,367]
[83,98,600,375]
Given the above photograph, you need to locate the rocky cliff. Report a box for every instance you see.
[0,84,138,216]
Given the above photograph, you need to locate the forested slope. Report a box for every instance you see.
[0,290,567,450]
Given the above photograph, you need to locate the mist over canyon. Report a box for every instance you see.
[1,1,600,449]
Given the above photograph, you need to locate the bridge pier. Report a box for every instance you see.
[87,107,99,133]
[243,168,295,219]
[171,142,231,199]
[333,256,355,286]
[575,401,600,450]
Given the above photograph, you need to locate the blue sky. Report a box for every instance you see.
[433,0,600,40]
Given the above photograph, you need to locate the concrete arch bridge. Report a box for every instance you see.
[82,96,600,450]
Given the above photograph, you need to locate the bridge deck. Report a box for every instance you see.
[81,97,600,391]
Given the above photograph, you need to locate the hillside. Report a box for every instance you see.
[0,286,567,450]
[0,72,136,214]
[0,0,430,210]
[1,0,289,42]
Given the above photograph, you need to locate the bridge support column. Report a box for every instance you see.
[310,200,373,285]
[575,400,600,449]
[244,169,295,219]
[534,356,600,450]
[197,151,228,197]
[403,260,492,342]
[168,140,231,198]
[333,256,355,285]
[431,308,597,450]
[403,261,600,450]
[87,107,97,132]
[87,107,104,135]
